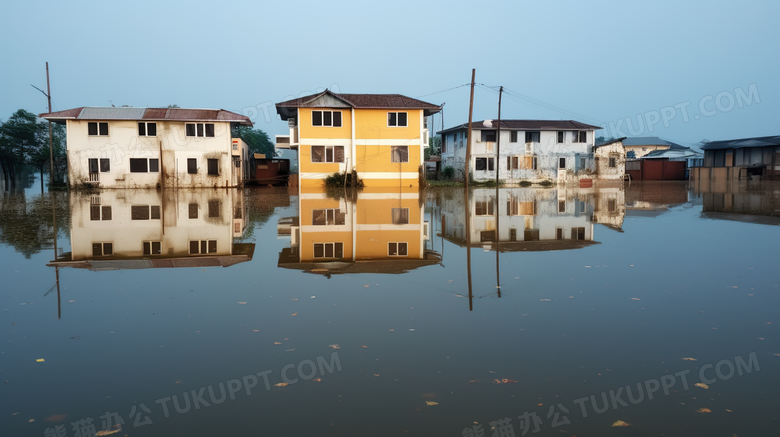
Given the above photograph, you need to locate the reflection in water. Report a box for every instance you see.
[48,189,254,270]
[278,187,441,276]
[696,180,780,225]
[438,187,627,251]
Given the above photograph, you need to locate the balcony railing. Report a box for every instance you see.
[88,173,100,183]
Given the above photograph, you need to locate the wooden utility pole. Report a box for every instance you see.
[32,63,55,185]
[465,69,475,189]
[495,86,502,298]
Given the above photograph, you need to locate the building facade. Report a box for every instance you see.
[692,135,780,183]
[40,107,252,189]
[439,120,601,184]
[275,90,441,188]
[594,137,627,180]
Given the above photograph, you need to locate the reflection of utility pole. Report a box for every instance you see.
[464,187,473,311]
[495,87,503,298]
[31,62,55,185]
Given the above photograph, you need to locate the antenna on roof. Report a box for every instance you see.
[109,100,115,107]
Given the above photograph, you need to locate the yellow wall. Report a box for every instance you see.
[355,144,421,172]
[298,108,352,140]
[356,199,420,225]
[354,109,421,140]
[356,230,421,259]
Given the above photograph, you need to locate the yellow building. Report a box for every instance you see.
[275,90,441,188]
[277,187,441,275]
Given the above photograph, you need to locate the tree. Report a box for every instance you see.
[233,126,276,157]
[424,135,442,160]
[0,110,43,189]
[167,104,180,108]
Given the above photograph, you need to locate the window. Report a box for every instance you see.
[131,205,160,220]
[190,240,217,255]
[392,208,409,224]
[391,146,409,163]
[525,131,540,143]
[510,131,518,143]
[609,157,617,168]
[532,156,538,170]
[88,122,109,136]
[311,110,342,127]
[138,122,157,136]
[313,242,344,259]
[143,241,161,256]
[559,157,567,169]
[185,123,215,137]
[92,242,113,256]
[88,158,110,173]
[558,201,566,213]
[571,227,586,240]
[388,112,408,127]
[442,135,447,153]
[313,209,346,226]
[475,200,494,216]
[130,158,148,173]
[207,159,219,176]
[208,200,220,218]
[129,158,159,173]
[580,157,586,169]
[90,205,112,221]
[187,158,197,174]
[481,130,497,142]
[608,199,617,212]
[524,229,540,241]
[573,131,587,143]
[475,157,494,171]
[556,228,564,240]
[311,145,345,163]
[509,228,517,241]
[388,242,408,256]
[557,131,564,143]
[188,203,198,219]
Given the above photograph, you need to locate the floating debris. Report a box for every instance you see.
[612,420,631,427]
[695,383,709,390]
[329,344,340,350]
[425,401,438,406]
[681,357,697,361]
[696,408,712,413]
[274,383,289,387]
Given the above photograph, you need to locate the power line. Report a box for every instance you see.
[477,84,605,126]
[415,83,471,99]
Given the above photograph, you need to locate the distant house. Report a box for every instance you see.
[40,107,252,188]
[594,137,627,180]
[622,137,688,158]
[274,90,441,188]
[693,135,780,181]
[439,120,601,184]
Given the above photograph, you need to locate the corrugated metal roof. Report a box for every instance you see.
[622,136,687,149]
[439,119,602,134]
[40,106,253,126]
[79,107,146,120]
[701,135,780,150]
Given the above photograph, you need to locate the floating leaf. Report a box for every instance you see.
[285,349,295,352]
[631,298,641,301]
[501,379,518,384]
[612,420,631,427]
[273,342,282,345]
[329,344,340,349]
[36,359,45,363]
[696,408,712,413]
[274,383,289,387]
[681,357,697,361]
[291,313,298,316]
[425,401,438,406]
[361,345,368,348]
[373,374,380,377]
[695,383,709,389]
[312,378,322,382]
[237,302,247,305]
[96,427,122,436]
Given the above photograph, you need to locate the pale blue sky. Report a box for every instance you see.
[1,0,777,146]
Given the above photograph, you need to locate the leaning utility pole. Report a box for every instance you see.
[32,62,55,184]
[495,86,502,298]
[465,69,475,189]
[495,86,503,186]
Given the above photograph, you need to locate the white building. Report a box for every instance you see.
[40,107,252,189]
[48,189,253,270]
[438,120,601,184]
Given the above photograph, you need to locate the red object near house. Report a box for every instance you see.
[626,160,686,180]
[579,178,593,188]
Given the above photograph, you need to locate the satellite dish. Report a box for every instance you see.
[482,120,493,128]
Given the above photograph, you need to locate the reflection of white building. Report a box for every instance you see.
[49,189,253,270]
[40,107,252,189]
[439,187,626,251]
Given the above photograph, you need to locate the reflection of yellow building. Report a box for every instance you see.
[278,187,440,275]
[275,90,441,188]
[48,189,254,270]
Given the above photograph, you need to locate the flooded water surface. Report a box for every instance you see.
[2,181,779,436]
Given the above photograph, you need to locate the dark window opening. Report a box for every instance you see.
[149,158,159,172]
[88,158,99,173]
[99,158,110,172]
[188,203,198,219]
[131,206,150,220]
[208,200,220,218]
[187,158,197,174]
[525,131,540,143]
[510,131,518,142]
[186,124,196,137]
[129,158,148,173]
[207,159,219,176]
